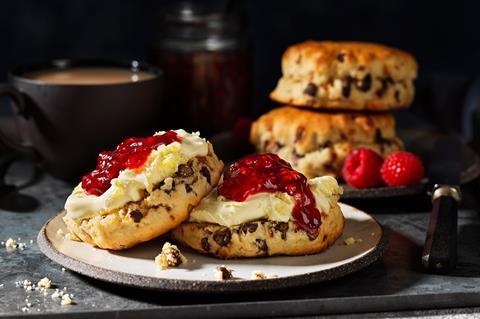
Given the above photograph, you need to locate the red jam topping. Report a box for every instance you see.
[218,153,322,237]
[82,131,181,196]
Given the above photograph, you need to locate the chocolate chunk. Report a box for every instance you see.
[319,140,332,149]
[303,83,318,97]
[356,74,372,92]
[215,266,234,280]
[342,77,353,98]
[394,90,400,102]
[185,184,193,193]
[164,180,176,194]
[242,222,258,234]
[200,167,211,184]
[336,53,345,62]
[256,239,268,253]
[274,222,289,240]
[201,237,210,251]
[175,162,194,178]
[213,228,232,246]
[376,77,394,98]
[128,210,143,223]
[295,126,306,142]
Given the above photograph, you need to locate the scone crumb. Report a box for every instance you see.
[155,242,187,270]
[252,271,278,280]
[344,237,363,245]
[61,294,72,306]
[37,277,52,289]
[5,238,17,249]
[214,266,234,280]
[251,271,266,280]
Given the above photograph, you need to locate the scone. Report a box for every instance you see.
[63,130,223,250]
[270,41,418,111]
[172,153,344,258]
[250,106,403,179]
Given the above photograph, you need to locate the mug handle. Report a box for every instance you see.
[0,84,38,159]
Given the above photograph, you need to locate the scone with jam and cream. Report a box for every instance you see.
[171,153,344,258]
[63,130,223,250]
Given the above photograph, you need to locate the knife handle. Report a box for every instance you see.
[422,185,460,274]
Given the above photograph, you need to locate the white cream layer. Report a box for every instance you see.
[188,176,342,227]
[64,130,208,220]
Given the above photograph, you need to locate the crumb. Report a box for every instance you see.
[251,271,266,280]
[5,238,17,249]
[155,242,187,270]
[61,267,66,272]
[21,307,30,313]
[214,266,233,280]
[61,294,72,306]
[51,289,63,299]
[251,271,277,280]
[344,237,363,245]
[30,239,33,244]
[37,277,51,289]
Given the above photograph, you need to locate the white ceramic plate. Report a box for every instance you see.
[38,203,385,292]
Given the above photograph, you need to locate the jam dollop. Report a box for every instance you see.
[82,131,181,196]
[218,153,322,237]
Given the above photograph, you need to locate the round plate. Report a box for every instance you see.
[37,203,386,292]
[212,128,480,199]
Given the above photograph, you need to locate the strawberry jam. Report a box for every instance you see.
[218,153,322,237]
[82,131,181,196]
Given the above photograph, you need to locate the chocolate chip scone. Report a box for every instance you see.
[63,130,223,250]
[172,153,344,259]
[270,41,417,111]
[250,106,403,179]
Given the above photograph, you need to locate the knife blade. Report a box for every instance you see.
[422,135,462,274]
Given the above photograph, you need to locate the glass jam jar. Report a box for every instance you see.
[152,1,251,136]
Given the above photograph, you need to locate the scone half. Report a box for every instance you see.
[172,155,344,259]
[250,106,403,179]
[270,41,418,111]
[63,130,223,250]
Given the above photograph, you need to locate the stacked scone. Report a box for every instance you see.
[251,41,418,179]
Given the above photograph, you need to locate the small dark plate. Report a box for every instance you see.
[211,128,480,199]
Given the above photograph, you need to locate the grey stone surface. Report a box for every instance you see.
[0,167,479,318]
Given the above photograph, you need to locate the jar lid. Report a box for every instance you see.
[155,1,247,51]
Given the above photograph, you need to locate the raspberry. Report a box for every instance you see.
[342,148,384,188]
[380,151,424,186]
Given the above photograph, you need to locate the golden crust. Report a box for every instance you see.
[171,204,344,259]
[63,145,224,250]
[250,107,403,178]
[270,41,418,110]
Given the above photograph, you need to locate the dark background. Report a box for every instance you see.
[1,0,480,142]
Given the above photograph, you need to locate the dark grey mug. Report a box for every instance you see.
[0,60,164,180]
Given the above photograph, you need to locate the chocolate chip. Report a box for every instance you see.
[129,210,143,223]
[175,162,194,178]
[213,228,232,247]
[274,222,289,240]
[394,90,400,102]
[185,184,193,193]
[336,53,345,62]
[303,83,318,97]
[201,237,210,251]
[242,222,258,234]
[255,238,268,253]
[164,180,176,194]
[216,266,233,280]
[342,77,353,98]
[295,126,305,142]
[376,77,394,98]
[320,140,332,149]
[200,167,211,184]
[358,65,365,71]
[356,74,372,92]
